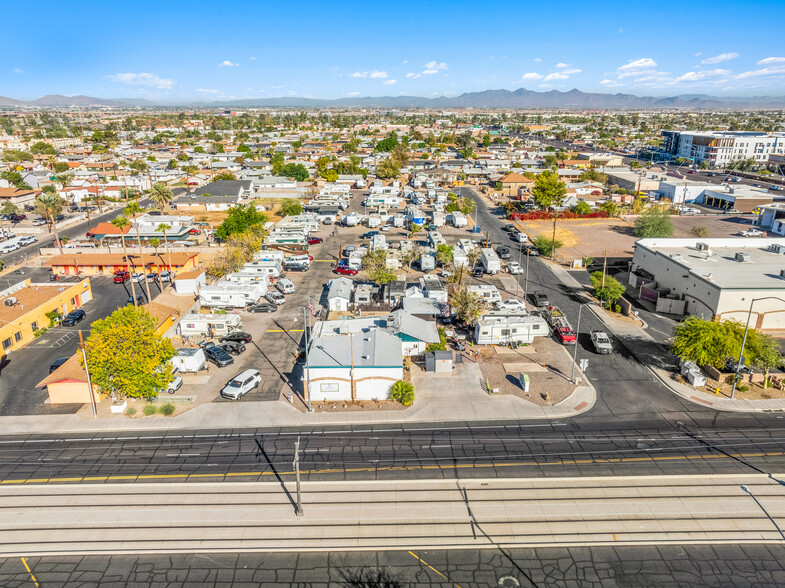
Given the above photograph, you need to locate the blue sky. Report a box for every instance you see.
[4,0,785,101]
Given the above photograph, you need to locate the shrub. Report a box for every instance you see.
[532,234,563,256]
[614,304,622,313]
[738,384,749,392]
[389,380,414,406]
[126,407,137,416]
[159,402,176,416]
[143,404,157,416]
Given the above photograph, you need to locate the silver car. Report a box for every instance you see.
[221,369,262,400]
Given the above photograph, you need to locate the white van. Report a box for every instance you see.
[276,278,295,295]
[287,254,312,266]
[0,241,19,254]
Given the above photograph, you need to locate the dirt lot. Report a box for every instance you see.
[516,213,757,262]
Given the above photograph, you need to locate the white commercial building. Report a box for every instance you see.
[661,130,785,168]
[630,238,785,329]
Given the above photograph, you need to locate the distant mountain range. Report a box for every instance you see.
[2,89,785,109]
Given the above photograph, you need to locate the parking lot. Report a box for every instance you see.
[0,266,167,416]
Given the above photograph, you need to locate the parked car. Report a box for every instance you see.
[740,228,764,237]
[247,302,277,313]
[343,245,356,257]
[503,224,517,232]
[146,272,158,282]
[531,291,549,307]
[361,231,379,239]
[159,271,172,282]
[55,214,65,221]
[380,224,391,232]
[512,232,528,243]
[496,299,526,311]
[49,357,69,373]
[188,228,201,235]
[126,294,145,306]
[335,262,358,276]
[131,272,145,283]
[220,369,262,399]
[165,375,183,394]
[18,236,37,246]
[62,309,86,326]
[507,261,523,275]
[113,271,130,283]
[472,266,485,277]
[220,341,247,355]
[32,218,47,226]
[204,345,235,367]
[266,291,286,306]
[276,279,295,294]
[496,246,511,260]
[284,261,309,272]
[307,236,323,245]
[221,331,253,344]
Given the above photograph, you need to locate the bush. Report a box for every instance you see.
[738,384,749,392]
[143,404,157,416]
[614,304,622,313]
[389,380,414,406]
[126,407,137,416]
[159,402,176,416]
[532,234,563,256]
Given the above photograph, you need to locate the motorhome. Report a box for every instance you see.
[178,313,243,337]
[427,231,447,248]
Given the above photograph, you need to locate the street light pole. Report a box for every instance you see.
[295,305,313,411]
[570,304,586,383]
[731,295,785,399]
[293,436,303,518]
[550,220,556,262]
[523,247,530,297]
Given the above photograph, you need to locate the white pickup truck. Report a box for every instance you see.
[739,228,764,237]
[590,330,613,354]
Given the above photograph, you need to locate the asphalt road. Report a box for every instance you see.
[4,544,783,587]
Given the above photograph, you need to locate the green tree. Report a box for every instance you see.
[30,141,57,155]
[83,305,175,399]
[425,328,447,352]
[531,170,567,209]
[543,154,559,168]
[279,199,303,217]
[155,223,174,273]
[634,208,673,238]
[323,169,339,183]
[149,183,173,210]
[362,248,397,284]
[215,204,268,241]
[213,172,237,181]
[435,244,453,267]
[280,163,309,181]
[375,133,399,153]
[0,201,18,217]
[672,317,743,369]
[35,193,65,254]
[408,221,421,240]
[452,288,485,326]
[376,157,400,179]
[748,331,784,389]
[111,215,140,306]
[573,201,592,215]
[532,234,563,256]
[590,271,626,308]
[389,380,414,406]
[53,162,70,173]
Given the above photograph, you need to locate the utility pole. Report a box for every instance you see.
[78,331,97,419]
[293,436,303,518]
[601,250,607,289]
[524,248,530,295]
[550,220,557,262]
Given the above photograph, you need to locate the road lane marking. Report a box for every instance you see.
[408,551,463,587]
[21,557,39,587]
[266,329,304,333]
[3,449,785,485]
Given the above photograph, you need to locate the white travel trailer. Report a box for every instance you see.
[178,313,243,337]
[474,316,549,345]
[452,246,468,268]
[343,211,360,227]
[366,215,382,228]
[393,213,406,227]
[171,348,207,373]
[480,248,501,274]
[199,283,267,308]
[242,260,283,278]
[224,272,271,286]
[431,212,445,228]
[253,250,285,264]
[450,212,468,228]
[467,284,502,305]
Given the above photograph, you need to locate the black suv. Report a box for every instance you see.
[221,341,247,355]
[496,246,511,259]
[204,345,235,367]
[62,309,86,326]
[361,231,379,239]
[531,291,549,307]
[247,302,277,313]
[221,331,253,344]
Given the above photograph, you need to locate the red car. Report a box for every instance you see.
[307,237,323,245]
[334,264,358,276]
[189,228,201,235]
[113,271,130,283]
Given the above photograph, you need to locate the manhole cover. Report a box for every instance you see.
[498,576,520,588]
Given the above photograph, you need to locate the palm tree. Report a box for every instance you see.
[35,193,65,254]
[182,165,198,194]
[156,223,173,275]
[110,215,138,307]
[149,183,173,211]
[149,237,161,257]
[124,202,152,302]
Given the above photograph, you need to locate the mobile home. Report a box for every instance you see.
[467,284,502,305]
[480,248,501,274]
[199,283,267,308]
[474,315,549,345]
[178,313,243,337]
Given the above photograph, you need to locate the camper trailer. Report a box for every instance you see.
[171,348,207,373]
[427,231,447,248]
[242,260,283,278]
[199,283,267,308]
[480,248,501,274]
[393,213,406,227]
[467,284,502,305]
[419,252,436,272]
[253,250,285,264]
[449,212,468,228]
[178,313,243,337]
[474,315,549,345]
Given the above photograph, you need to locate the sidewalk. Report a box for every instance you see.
[0,362,596,435]
[550,262,785,413]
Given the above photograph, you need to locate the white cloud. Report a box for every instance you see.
[369,70,388,79]
[106,72,174,89]
[617,58,658,78]
[424,61,448,71]
[196,88,218,93]
[522,72,542,80]
[249,57,257,61]
[402,60,408,64]
[757,56,785,65]
[544,72,569,81]
[406,72,421,79]
[11,68,25,74]
[694,52,702,57]
[533,57,542,62]
[737,65,785,79]
[555,62,570,69]
[422,69,439,75]
[561,68,581,75]
[599,79,623,87]
[349,71,368,78]
[218,60,238,67]
[701,52,738,65]
[348,91,360,96]
[382,79,397,85]
[675,69,731,82]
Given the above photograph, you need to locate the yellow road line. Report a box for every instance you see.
[21,557,39,587]
[1,450,783,486]
[409,550,463,587]
[313,259,333,262]
[266,329,304,333]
